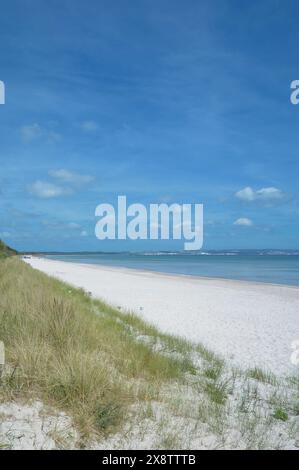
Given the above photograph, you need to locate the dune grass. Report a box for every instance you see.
[247,367,277,385]
[0,257,192,441]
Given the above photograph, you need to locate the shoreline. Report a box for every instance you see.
[24,256,299,375]
[31,255,299,290]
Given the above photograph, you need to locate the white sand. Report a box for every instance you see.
[25,257,299,375]
[0,401,77,449]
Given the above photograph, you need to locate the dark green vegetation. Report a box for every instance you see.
[0,240,17,259]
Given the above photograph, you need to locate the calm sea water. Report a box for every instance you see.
[44,250,299,286]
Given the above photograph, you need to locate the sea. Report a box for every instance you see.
[43,250,299,286]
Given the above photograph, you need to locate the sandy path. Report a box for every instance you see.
[25,257,299,375]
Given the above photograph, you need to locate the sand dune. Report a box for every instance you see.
[25,257,299,375]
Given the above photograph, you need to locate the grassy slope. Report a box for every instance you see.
[0,257,194,441]
[0,257,298,448]
[0,240,17,259]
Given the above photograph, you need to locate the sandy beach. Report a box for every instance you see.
[25,257,299,375]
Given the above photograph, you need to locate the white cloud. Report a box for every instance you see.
[256,187,286,201]
[29,181,72,199]
[28,169,93,200]
[67,222,81,229]
[235,187,255,202]
[49,169,94,184]
[42,220,83,231]
[235,186,289,205]
[233,217,253,227]
[81,120,98,132]
[21,123,61,143]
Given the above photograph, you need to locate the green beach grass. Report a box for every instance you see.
[0,250,298,448]
[0,256,194,439]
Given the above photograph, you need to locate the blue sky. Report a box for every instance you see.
[0,0,299,251]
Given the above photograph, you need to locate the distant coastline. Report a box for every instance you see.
[21,249,299,255]
[28,250,299,286]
